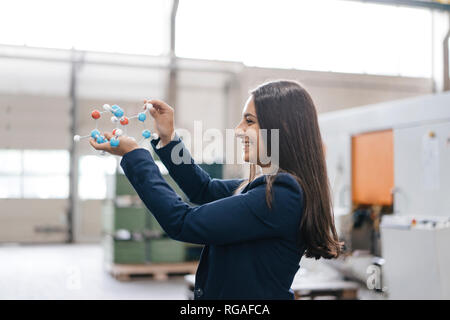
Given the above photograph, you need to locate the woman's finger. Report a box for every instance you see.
[148,106,158,119]
[89,138,99,149]
[89,138,111,152]
[148,99,172,112]
[104,132,113,140]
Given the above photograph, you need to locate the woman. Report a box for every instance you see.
[91,80,341,300]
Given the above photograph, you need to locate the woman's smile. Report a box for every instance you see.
[241,138,253,151]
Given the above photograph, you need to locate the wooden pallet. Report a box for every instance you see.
[292,280,360,300]
[107,261,198,281]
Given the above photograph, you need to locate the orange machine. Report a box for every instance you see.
[352,129,394,205]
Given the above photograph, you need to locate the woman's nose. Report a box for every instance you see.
[234,125,245,138]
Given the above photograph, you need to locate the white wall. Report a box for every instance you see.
[0,199,67,243]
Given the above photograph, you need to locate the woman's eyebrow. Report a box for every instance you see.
[243,112,256,118]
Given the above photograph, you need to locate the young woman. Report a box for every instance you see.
[90,80,341,300]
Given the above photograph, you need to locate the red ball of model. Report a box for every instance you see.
[91,110,101,119]
[120,117,129,125]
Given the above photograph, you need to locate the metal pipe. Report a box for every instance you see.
[444,25,450,91]
[167,0,179,120]
[170,0,179,57]
[343,0,450,11]
[67,50,84,243]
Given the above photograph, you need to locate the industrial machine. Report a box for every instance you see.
[319,92,450,299]
[380,215,450,299]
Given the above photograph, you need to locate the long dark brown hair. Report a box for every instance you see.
[237,80,342,259]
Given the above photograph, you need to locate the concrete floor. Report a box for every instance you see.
[0,243,384,300]
[0,244,188,300]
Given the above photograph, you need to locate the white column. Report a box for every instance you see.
[431,10,450,92]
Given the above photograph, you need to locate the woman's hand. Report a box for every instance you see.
[147,99,175,147]
[89,132,140,156]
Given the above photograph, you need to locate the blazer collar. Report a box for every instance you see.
[242,175,267,193]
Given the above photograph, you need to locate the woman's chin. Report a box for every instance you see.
[242,152,259,164]
[241,151,249,163]
[241,146,259,163]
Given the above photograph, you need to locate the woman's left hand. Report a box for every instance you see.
[89,132,140,156]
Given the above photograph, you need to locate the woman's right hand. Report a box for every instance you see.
[146,99,175,147]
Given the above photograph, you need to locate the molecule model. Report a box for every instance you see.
[73,100,159,149]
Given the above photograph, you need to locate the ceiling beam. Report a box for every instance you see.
[343,0,450,11]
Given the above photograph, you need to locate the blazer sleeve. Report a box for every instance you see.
[150,136,244,205]
[120,148,303,245]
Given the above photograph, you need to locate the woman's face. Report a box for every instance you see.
[235,96,262,164]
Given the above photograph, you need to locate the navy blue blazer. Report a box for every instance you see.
[120,137,305,300]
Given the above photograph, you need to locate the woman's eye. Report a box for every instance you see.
[246,119,253,124]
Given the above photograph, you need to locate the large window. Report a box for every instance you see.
[0,0,168,55]
[176,0,432,77]
[0,150,121,200]
[78,155,117,200]
[0,149,69,198]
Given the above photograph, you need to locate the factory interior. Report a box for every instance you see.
[1,0,450,301]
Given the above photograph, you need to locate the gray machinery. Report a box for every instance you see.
[319,92,450,299]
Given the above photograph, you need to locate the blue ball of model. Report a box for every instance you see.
[142,130,151,139]
[96,135,106,144]
[113,108,124,118]
[110,137,120,147]
[91,129,101,139]
[138,112,147,122]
